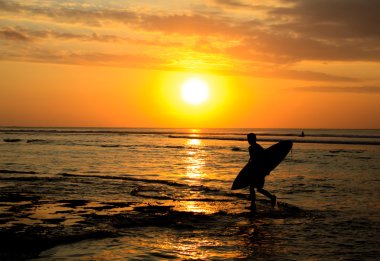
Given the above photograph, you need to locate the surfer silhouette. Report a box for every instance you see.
[247,133,277,211]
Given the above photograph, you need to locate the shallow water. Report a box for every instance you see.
[0,128,379,260]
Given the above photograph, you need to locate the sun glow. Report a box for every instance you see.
[181,78,209,105]
[158,73,232,127]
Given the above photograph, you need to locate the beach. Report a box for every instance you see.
[0,128,379,260]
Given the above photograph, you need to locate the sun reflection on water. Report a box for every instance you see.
[180,200,216,214]
[185,139,204,180]
[188,138,201,146]
[182,138,213,214]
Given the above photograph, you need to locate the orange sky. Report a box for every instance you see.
[0,0,379,128]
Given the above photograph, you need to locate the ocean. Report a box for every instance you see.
[0,128,379,260]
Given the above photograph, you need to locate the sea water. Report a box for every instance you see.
[0,128,379,260]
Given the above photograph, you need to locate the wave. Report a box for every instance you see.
[100,144,122,148]
[100,144,186,149]
[26,139,49,143]
[0,128,188,135]
[1,128,380,139]
[0,169,37,174]
[3,138,22,142]
[60,173,189,188]
[2,128,379,147]
[168,135,380,146]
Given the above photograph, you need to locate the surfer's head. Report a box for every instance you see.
[247,133,256,145]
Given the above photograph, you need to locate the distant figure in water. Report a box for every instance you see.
[247,133,277,211]
[301,131,305,137]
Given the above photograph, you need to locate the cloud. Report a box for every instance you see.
[0,26,127,43]
[232,32,380,63]
[0,0,137,27]
[265,1,380,62]
[0,0,379,81]
[0,31,355,82]
[243,68,358,82]
[209,0,272,10]
[0,27,31,41]
[211,0,256,8]
[0,26,184,48]
[0,1,241,36]
[0,1,241,39]
[138,14,238,36]
[294,86,380,94]
[216,0,380,64]
[0,45,165,69]
[0,0,20,12]
[261,70,358,82]
[272,0,380,39]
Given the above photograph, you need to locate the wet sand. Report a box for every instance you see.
[0,190,305,260]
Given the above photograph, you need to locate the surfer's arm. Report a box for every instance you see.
[249,146,254,160]
[249,145,263,164]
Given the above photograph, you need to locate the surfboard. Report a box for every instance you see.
[231,140,293,190]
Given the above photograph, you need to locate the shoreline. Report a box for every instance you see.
[0,190,304,260]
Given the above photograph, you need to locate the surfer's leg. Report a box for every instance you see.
[257,188,277,208]
[249,185,256,211]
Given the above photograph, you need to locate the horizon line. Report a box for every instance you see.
[0,126,379,131]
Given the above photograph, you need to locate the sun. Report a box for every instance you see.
[181,78,209,105]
